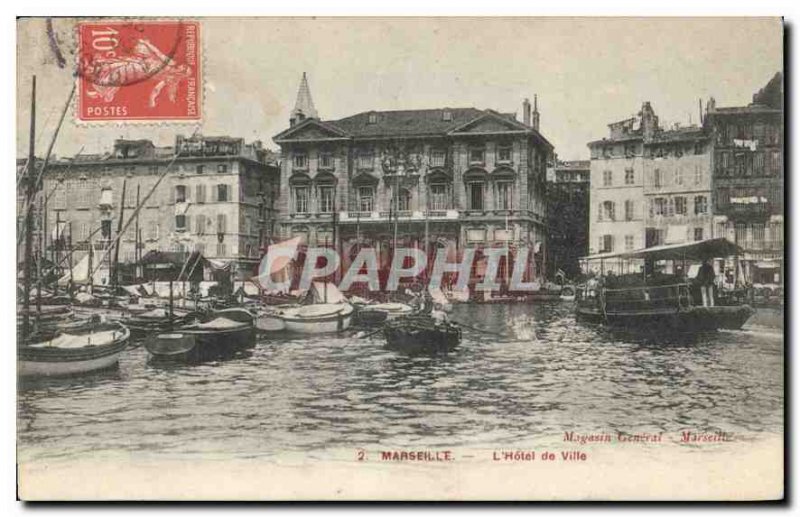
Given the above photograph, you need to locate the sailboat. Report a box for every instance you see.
[18,78,132,377]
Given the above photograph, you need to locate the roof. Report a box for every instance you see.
[707,105,782,116]
[555,160,590,170]
[582,238,742,262]
[650,127,708,143]
[327,108,485,137]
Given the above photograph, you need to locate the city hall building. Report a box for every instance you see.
[273,74,555,291]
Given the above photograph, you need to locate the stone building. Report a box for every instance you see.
[705,72,783,285]
[273,75,554,291]
[546,159,589,279]
[587,102,713,271]
[40,135,280,282]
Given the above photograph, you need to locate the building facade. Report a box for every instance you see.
[587,102,713,271]
[546,160,589,279]
[41,135,280,283]
[705,72,784,286]
[273,76,554,291]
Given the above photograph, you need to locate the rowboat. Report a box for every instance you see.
[352,302,414,327]
[275,302,354,334]
[145,308,256,363]
[383,315,461,355]
[18,322,130,377]
[122,307,198,339]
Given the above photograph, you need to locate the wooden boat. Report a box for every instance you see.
[122,307,198,339]
[383,315,461,355]
[353,302,414,327]
[577,238,754,332]
[276,303,354,334]
[271,282,354,334]
[18,322,130,377]
[145,308,256,363]
[560,285,577,301]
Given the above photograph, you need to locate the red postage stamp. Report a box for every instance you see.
[77,20,201,122]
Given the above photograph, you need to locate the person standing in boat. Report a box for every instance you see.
[697,259,716,307]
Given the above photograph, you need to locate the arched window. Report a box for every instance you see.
[464,168,488,211]
[289,174,311,214]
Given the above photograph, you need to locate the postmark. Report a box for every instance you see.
[76,20,201,122]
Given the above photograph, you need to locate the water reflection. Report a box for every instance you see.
[18,301,783,462]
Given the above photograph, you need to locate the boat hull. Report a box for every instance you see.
[278,304,354,334]
[383,318,461,355]
[576,304,754,332]
[18,325,130,377]
[146,326,255,363]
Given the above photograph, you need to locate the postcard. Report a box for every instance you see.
[15,16,784,501]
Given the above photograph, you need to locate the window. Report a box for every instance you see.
[216,184,229,202]
[217,213,227,234]
[496,182,513,210]
[216,242,226,256]
[147,221,159,241]
[469,148,485,164]
[695,165,704,185]
[694,142,705,155]
[357,152,373,169]
[653,197,667,216]
[319,186,334,213]
[358,187,374,212]
[442,110,452,121]
[599,200,615,221]
[468,182,484,210]
[217,164,228,174]
[195,214,206,235]
[625,235,634,251]
[599,235,613,253]
[497,144,513,163]
[54,187,67,210]
[397,189,411,212]
[293,186,309,213]
[368,113,378,124]
[175,214,187,231]
[769,151,781,174]
[654,168,662,188]
[196,165,204,174]
[175,185,187,203]
[624,200,635,221]
[624,168,634,185]
[430,149,446,167]
[430,184,448,210]
[603,170,613,187]
[675,166,683,185]
[694,196,708,215]
[673,196,686,216]
[752,223,765,249]
[100,220,112,240]
[694,227,704,241]
[320,153,334,169]
[754,152,765,175]
[293,153,308,169]
[735,223,747,246]
[195,184,206,203]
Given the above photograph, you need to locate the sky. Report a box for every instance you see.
[16,17,783,161]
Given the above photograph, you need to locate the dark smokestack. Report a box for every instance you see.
[523,98,531,126]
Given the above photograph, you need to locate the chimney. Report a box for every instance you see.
[640,101,658,142]
[698,98,703,126]
[523,98,531,126]
[531,94,540,131]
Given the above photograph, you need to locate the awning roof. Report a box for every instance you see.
[581,238,743,263]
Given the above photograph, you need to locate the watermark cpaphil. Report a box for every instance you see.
[256,246,542,293]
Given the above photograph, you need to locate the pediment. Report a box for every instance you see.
[274,119,350,143]
[449,111,529,135]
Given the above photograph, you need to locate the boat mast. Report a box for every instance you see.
[135,184,141,281]
[21,76,36,345]
[112,178,127,290]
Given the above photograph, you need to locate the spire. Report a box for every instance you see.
[290,72,318,126]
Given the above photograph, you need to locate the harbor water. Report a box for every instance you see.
[18,302,784,465]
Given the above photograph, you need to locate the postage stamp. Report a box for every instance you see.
[76,20,201,122]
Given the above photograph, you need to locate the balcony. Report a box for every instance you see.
[338,210,459,223]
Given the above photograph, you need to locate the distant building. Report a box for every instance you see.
[705,72,784,285]
[39,135,280,282]
[587,102,713,271]
[546,159,589,279]
[274,75,555,291]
